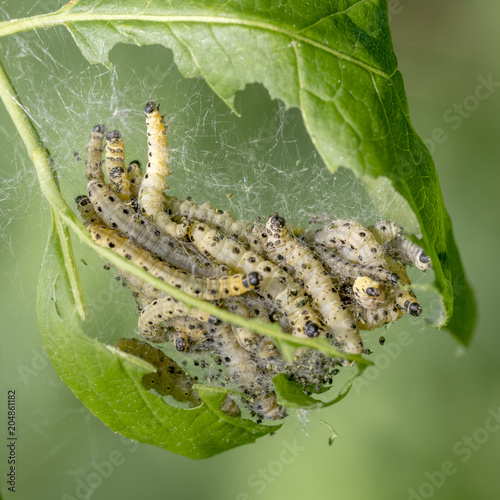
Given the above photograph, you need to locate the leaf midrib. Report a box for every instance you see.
[0,11,395,80]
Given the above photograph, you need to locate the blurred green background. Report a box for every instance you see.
[1,1,499,499]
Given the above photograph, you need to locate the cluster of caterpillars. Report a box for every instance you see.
[76,102,431,422]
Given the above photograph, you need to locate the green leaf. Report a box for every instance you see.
[274,373,351,409]
[11,0,471,343]
[36,211,280,459]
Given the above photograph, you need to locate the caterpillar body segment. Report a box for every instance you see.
[75,195,101,226]
[248,223,267,254]
[382,256,422,317]
[127,160,143,198]
[167,317,210,352]
[115,338,201,407]
[208,322,286,421]
[166,195,251,244]
[394,287,422,317]
[314,220,386,266]
[383,238,432,272]
[264,215,363,355]
[369,221,403,243]
[86,124,105,181]
[138,102,187,239]
[354,302,404,331]
[222,298,280,364]
[104,130,132,201]
[88,224,261,300]
[311,242,399,285]
[188,222,324,339]
[87,179,218,277]
[138,296,215,340]
[352,276,386,309]
[370,221,431,271]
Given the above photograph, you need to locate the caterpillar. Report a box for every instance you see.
[311,242,399,285]
[105,130,132,202]
[352,276,386,309]
[208,322,285,421]
[264,215,363,355]
[116,338,241,417]
[127,160,143,198]
[115,338,202,407]
[138,295,217,340]
[353,302,404,331]
[222,298,280,365]
[138,101,187,239]
[88,224,261,300]
[313,220,386,266]
[188,222,324,339]
[369,221,431,271]
[166,195,251,244]
[87,178,221,277]
[75,195,102,225]
[86,124,105,181]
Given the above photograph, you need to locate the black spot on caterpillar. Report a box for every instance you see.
[138,101,187,239]
[188,222,324,340]
[264,214,363,355]
[88,224,261,301]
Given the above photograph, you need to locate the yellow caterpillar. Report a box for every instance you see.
[166,195,251,243]
[88,224,261,300]
[105,130,132,202]
[188,222,324,339]
[264,215,363,355]
[126,160,143,198]
[314,219,386,266]
[353,301,404,331]
[138,101,187,239]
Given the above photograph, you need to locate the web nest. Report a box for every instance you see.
[75,101,431,422]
